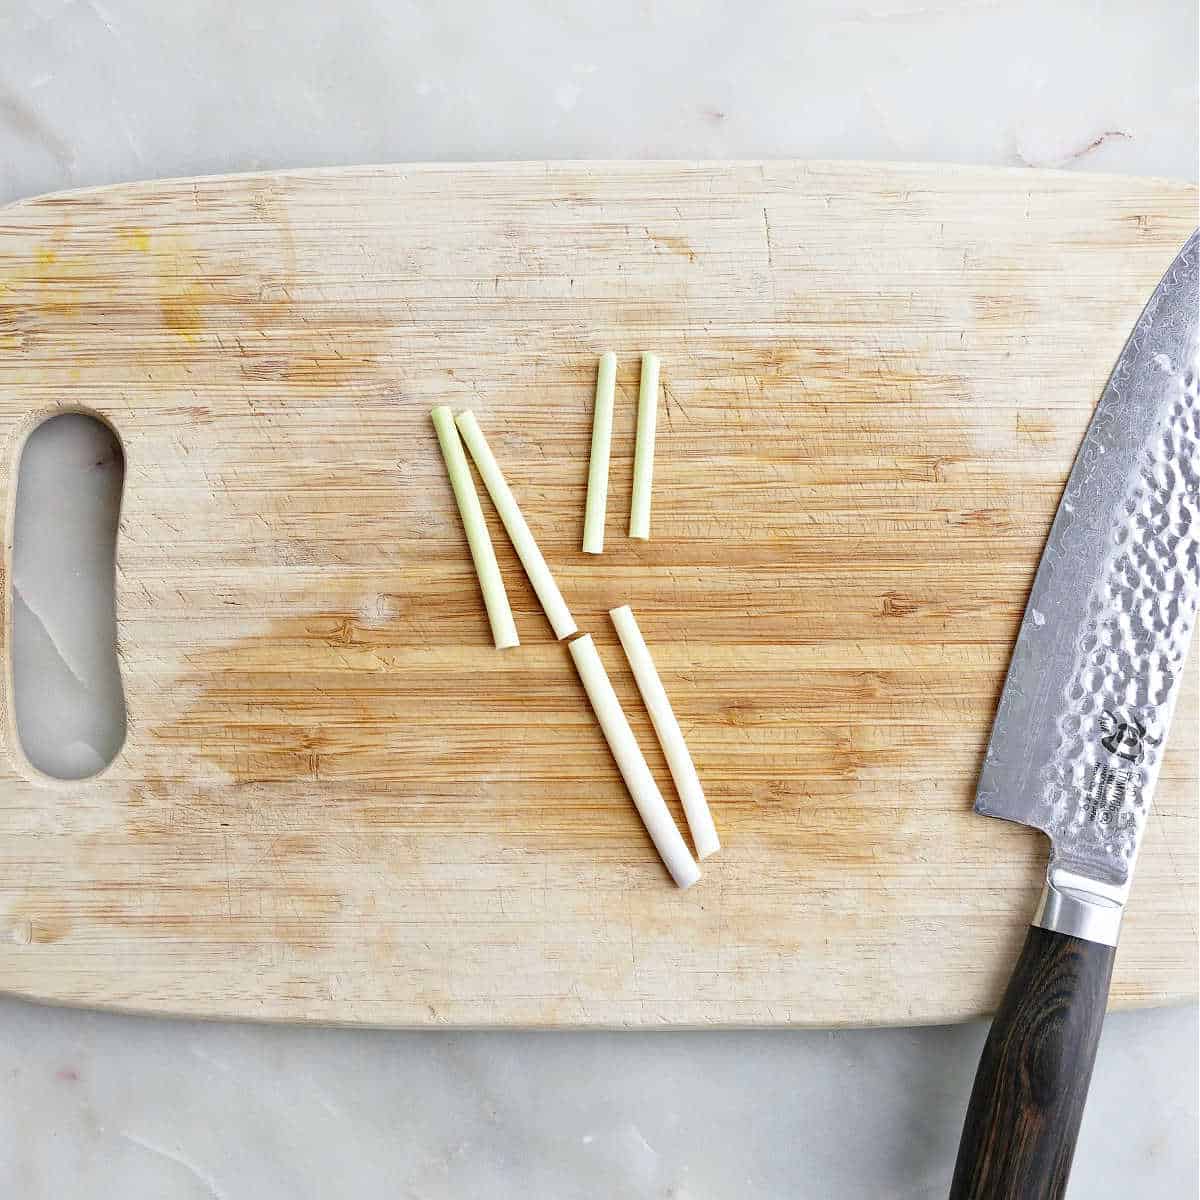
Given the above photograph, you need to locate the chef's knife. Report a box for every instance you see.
[949,231,1200,1200]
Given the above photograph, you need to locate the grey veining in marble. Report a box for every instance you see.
[0,1,1197,1197]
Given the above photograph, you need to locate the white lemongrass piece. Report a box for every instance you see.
[610,605,720,858]
[430,407,519,650]
[568,634,700,889]
[582,351,617,554]
[629,352,659,540]
[455,410,578,640]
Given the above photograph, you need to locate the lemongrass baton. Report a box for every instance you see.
[455,410,578,640]
[629,352,659,540]
[568,634,700,889]
[430,407,519,649]
[582,351,617,554]
[610,605,719,858]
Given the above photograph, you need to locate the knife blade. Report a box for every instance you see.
[950,230,1200,1200]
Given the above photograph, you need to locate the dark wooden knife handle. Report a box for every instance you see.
[949,924,1116,1200]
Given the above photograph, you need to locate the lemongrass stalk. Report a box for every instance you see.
[628,352,659,540]
[610,605,719,858]
[430,407,518,649]
[582,351,617,554]
[455,410,577,640]
[568,634,700,889]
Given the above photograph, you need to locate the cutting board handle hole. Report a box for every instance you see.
[8,413,127,781]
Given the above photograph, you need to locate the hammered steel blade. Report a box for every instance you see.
[976,230,1200,894]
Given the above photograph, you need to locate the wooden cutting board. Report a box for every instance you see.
[0,162,1195,1028]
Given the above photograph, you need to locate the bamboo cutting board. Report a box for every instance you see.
[0,162,1195,1028]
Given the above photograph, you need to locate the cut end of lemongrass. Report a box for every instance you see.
[670,853,701,889]
[568,633,700,889]
[608,604,720,860]
[430,406,519,651]
[582,351,617,555]
[455,410,578,640]
[629,352,659,541]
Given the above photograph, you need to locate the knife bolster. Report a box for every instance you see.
[1033,867,1123,947]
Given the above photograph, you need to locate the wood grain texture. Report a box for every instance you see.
[0,161,1195,1027]
[950,926,1116,1200]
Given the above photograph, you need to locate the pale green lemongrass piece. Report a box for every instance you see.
[629,352,659,540]
[568,634,700,889]
[455,410,577,640]
[609,605,719,858]
[582,351,617,554]
[430,407,519,649]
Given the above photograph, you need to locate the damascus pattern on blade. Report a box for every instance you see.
[977,232,1200,889]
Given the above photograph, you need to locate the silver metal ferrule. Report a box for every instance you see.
[1032,865,1126,947]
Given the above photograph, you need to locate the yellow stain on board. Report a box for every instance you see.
[5,231,209,338]
[119,228,152,253]
[116,227,204,339]
[32,242,82,317]
[151,233,207,341]
[161,280,207,340]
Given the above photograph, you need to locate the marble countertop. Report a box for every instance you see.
[1,1,1196,1195]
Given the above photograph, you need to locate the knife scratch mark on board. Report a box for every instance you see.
[644,229,696,262]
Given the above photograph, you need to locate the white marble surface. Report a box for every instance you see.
[1,1,1197,1196]
[0,996,1194,1199]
